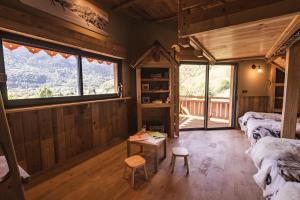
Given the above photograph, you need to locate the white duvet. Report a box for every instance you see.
[248,137,300,168]
[273,182,300,200]
[248,137,300,199]
[244,118,300,146]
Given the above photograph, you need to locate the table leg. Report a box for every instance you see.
[185,156,189,175]
[127,141,131,157]
[154,146,159,173]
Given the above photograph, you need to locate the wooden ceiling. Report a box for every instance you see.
[96,0,300,61]
[97,0,237,22]
[193,15,296,60]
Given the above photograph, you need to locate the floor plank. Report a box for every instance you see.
[26,130,263,200]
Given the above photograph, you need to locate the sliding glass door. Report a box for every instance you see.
[179,64,206,129]
[179,63,236,130]
[207,64,235,128]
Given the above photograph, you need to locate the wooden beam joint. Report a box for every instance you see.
[189,36,216,63]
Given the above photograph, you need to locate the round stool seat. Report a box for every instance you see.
[172,147,189,156]
[125,155,146,168]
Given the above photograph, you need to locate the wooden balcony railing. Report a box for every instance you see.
[180,96,231,120]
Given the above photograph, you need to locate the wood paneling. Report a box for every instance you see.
[281,41,300,138]
[0,1,126,58]
[6,98,133,176]
[193,16,294,60]
[181,0,300,36]
[99,0,178,21]
[237,96,269,119]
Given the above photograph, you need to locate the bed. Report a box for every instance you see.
[239,111,300,145]
[248,137,300,200]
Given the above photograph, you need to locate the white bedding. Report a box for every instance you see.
[239,112,300,145]
[248,137,300,168]
[273,182,300,200]
[248,137,300,199]
[239,112,282,127]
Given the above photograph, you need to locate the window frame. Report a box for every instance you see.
[0,32,122,108]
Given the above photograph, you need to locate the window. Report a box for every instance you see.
[0,33,121,107]
[82,57,118,95]
[3,41,79,100]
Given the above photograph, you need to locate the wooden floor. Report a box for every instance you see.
[26,130,263,200]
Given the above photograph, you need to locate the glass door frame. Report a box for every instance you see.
[179,61,238,131]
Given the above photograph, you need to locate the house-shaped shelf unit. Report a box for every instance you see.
[133,41,179,137]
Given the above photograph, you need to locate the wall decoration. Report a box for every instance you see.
[142,83,150,91]
[20,0,109,35]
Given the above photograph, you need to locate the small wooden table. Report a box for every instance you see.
[127,134,167,173]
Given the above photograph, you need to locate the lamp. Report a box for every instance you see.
[251,64,263,73]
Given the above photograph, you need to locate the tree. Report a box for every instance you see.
[37,87,53,98]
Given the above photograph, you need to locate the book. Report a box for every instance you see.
[148,131,165,138]
[129,133,150,141]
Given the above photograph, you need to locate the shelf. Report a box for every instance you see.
[141,78,169,82]
[142,90,169,94]
[141,103,171,108]
[275,97,283,99]
[275,83,284,86]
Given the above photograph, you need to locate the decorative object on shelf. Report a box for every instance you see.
[142,97,151,104]
[152,100,163,104]
[166,96,171,103]
[142,83,150,91]
[150,73,162,79]
[20,0,109,35]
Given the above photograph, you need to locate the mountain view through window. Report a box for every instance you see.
[2,41,118,100]
[3,45,78,100]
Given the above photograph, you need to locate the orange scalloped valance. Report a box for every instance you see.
[3,41,113,65]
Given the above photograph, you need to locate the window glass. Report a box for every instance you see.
[82,57,117,95]
[2,41,79,100]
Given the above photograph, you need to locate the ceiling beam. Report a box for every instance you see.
[182,0,223,11]
[271,61,285,71]
[266,15,300,59]
[112,0,140,11]
[181,0,300,37]
[152,14,177,23]
[189,36,216,63]
[218,56,266,63]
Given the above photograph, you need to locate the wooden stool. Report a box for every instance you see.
[170,147,189,175]
[124,155,148,188]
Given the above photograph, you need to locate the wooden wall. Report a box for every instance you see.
[0,0,127,58]
[237,96,269,119]
[6,98,133,176]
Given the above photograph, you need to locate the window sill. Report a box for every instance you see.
[5,97,132,113]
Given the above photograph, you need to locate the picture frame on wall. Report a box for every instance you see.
[20,0,109,35]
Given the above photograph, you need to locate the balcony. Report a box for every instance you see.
[179,96,231,129]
